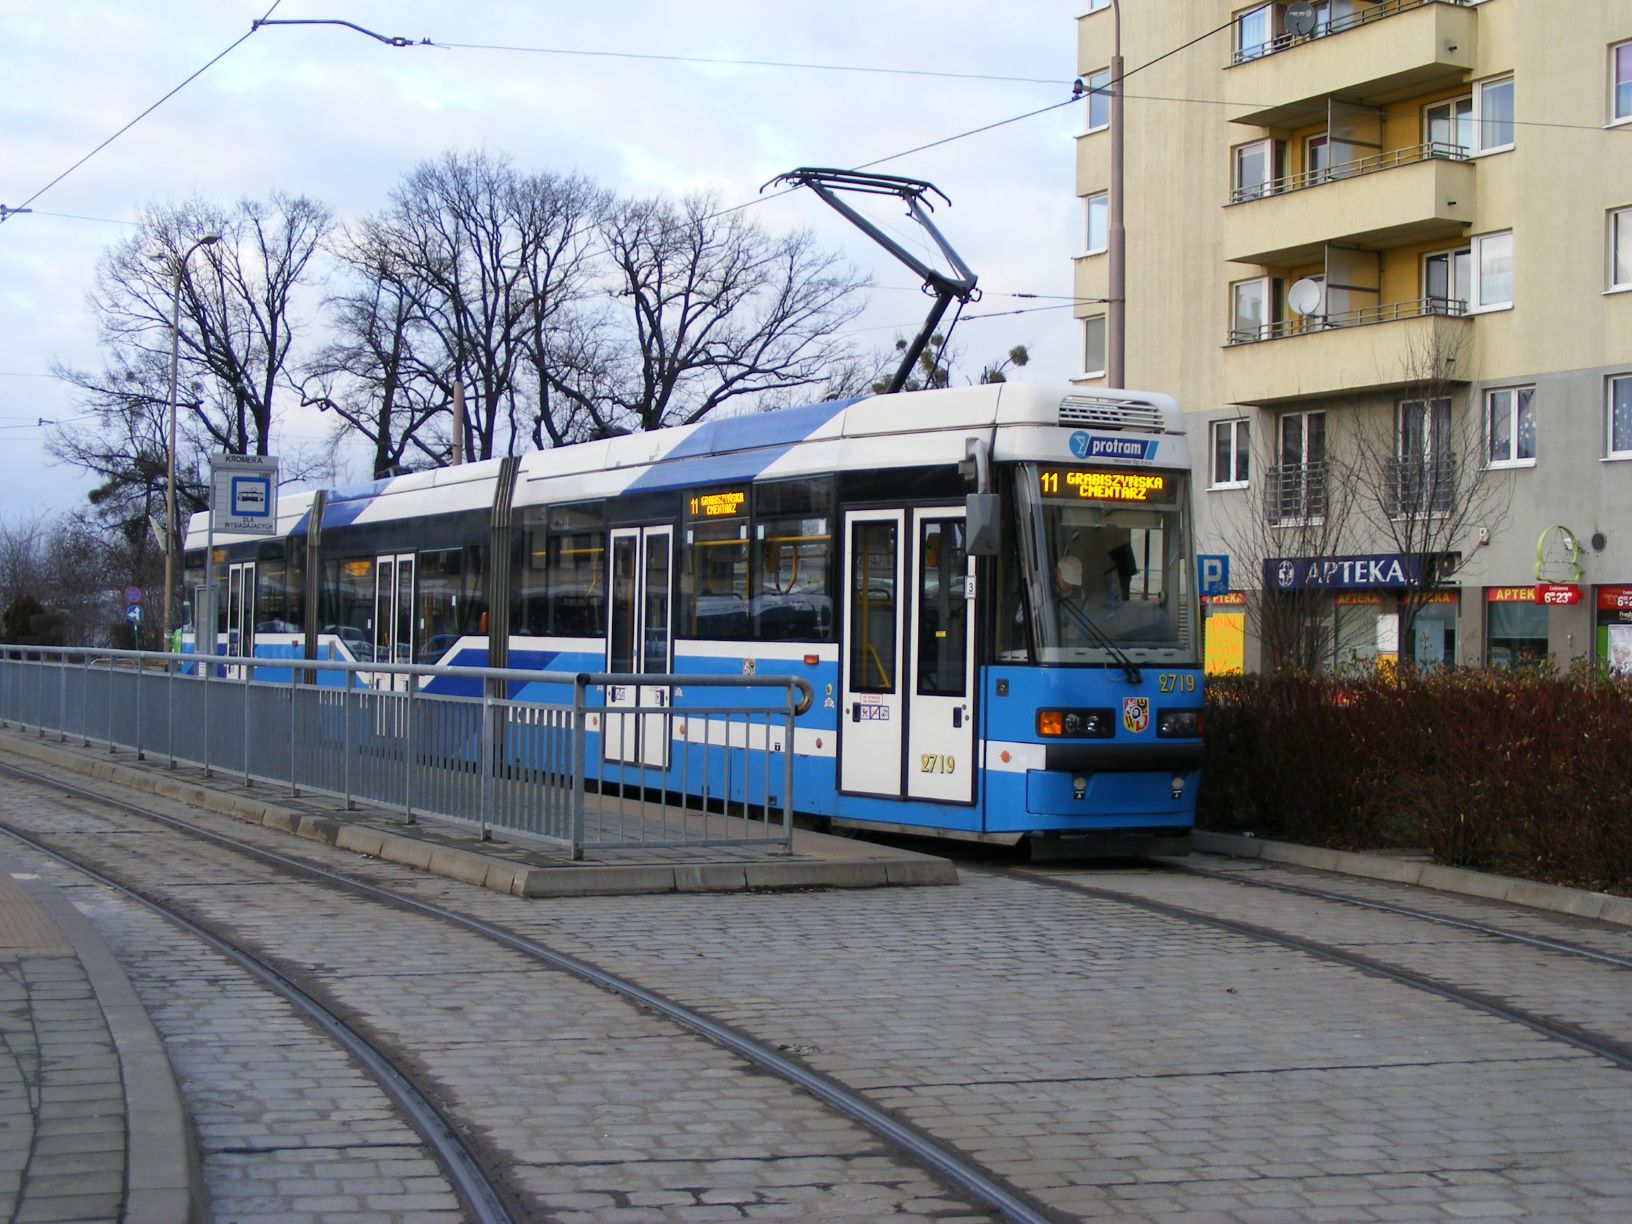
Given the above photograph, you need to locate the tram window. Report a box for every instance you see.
[516,505,605,637]
[916,519,968,696]
[753,479,833,642]
[684,487,750,639]
[321,556,375,639]
[417,546,486,662]
[254,541,304,632]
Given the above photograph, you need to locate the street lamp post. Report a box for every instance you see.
[1107,0,1126,389]
[161,234,220,647]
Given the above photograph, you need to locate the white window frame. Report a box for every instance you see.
[1609,374,1632,459]
[1235,4,1274,62]
[1230,276,1274,343]
[1084,68,1111,133]
[1424,95,1473,154]
[1232,138,1279,201]
[1423,245,1472,312]
[1304,133,1330,184]
[1473,75,1515,153]
[1611,206,1632,292]
[1084,191,1108,255]
[1486,385,1536,469]
[1210,418,1250,489]
[1469,230,1513,313]
[1274,409,1326,524]
[1082,314,1107,378]
[1612,40,1632,126]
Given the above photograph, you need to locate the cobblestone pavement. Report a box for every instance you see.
[5,764,1632,1222]
[1,773,988,1222]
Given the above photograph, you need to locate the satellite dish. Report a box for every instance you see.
[1285,2,1318,37]
[1287,277,1325,318]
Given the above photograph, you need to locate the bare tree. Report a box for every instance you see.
[549,192,867,435]
[51,193,332,519]
[1347,328,1512,668]
[1215,419,1365,672]
[331,151,600,464]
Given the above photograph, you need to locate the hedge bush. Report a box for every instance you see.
[1199,667,1632,895]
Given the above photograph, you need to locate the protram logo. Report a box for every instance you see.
[1069,432,1156,462]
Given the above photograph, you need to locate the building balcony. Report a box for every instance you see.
[1225,0,1478,129]
[1221,300,1472,407]
[1224,143,1475,265]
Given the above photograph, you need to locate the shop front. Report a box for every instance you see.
[1597,586,1632,675]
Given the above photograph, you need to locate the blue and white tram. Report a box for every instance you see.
[184,383,1203,854]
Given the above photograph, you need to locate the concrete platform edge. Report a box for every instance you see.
[0,731,957,898]
[3,853,205,1224]
[1193,830,1632,928]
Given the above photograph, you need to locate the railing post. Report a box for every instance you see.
[134,653,144,760]
[166,657,176,769]
[202,656,213,778]
[479,689,495,841]
[289,669,299,798]
[403,671,417,825]
[65,653,74,744]
[241,656,252,787]
[782,686,796,852]
[343,677,354,811]
[571,676,587,861]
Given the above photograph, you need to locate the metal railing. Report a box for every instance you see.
[1229,140,1468,205]
[1265,461,1329,523]
[1230,0,1470,67]
[1228,295,1469,346]
[0,647,812,860]
[1384,456,1456,516]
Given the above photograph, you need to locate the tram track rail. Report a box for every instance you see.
[0,757,1058,1224]
[1007,865,1632,1074]
[1168,858,1632,971]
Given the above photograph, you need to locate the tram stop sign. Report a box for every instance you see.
[210,453,279,536]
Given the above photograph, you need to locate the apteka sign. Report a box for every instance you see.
[1265,553,1422,591]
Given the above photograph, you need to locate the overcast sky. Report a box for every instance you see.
[0,2,1085,524]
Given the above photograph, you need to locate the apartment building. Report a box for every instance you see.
[1075,0,1632,673]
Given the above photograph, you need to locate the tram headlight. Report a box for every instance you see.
[1036,708,1114,738]
[1157,709,1203,738]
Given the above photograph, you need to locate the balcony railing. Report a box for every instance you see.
[1229,141,1468,205]
[1228,296,1468,347]
[1265,461,1328,523]
[1384,456,1455,517]
[1230,0,1471,67]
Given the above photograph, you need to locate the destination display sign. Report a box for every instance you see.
[1037,468,1169,503]
[688,489,747,518]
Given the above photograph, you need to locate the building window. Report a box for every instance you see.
[1085,0,1110,11]
[1425,96,1472,154]
[1211,419,1250,488]
[1475,75,1515,152]
[1426,81,1512,155]
[1233,139,1280,201]
[1611,207,1632,291]
[1487,594,1548,669]
[1273,410,1325,521]
[1084,192,1107,254]
[1304,133,1330,183]
[1084,68,1111,132]
[1230,277,1274,343]
[1471,231,1513,311]
[1487,385,1536,467]
[1613,40,1632,125]
[1396,397,1452,514]
[1235,4,1273,62]
[1424,246,1471,312]
[1083,315,1106,377]
[1610,375,1632,458]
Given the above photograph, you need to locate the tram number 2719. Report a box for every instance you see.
[919,754,956,774]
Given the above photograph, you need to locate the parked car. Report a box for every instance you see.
[322,625,374,662]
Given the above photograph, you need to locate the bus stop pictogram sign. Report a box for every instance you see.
[210,454,279,535]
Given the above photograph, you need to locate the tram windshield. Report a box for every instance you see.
[1014,463,1197,665]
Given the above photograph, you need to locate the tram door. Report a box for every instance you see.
[224,561,255,675]
[840,508,975,803]
[604,526,673,768]
[373,553,414,690]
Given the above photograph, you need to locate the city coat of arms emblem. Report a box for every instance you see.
[1122,696,1150,734]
